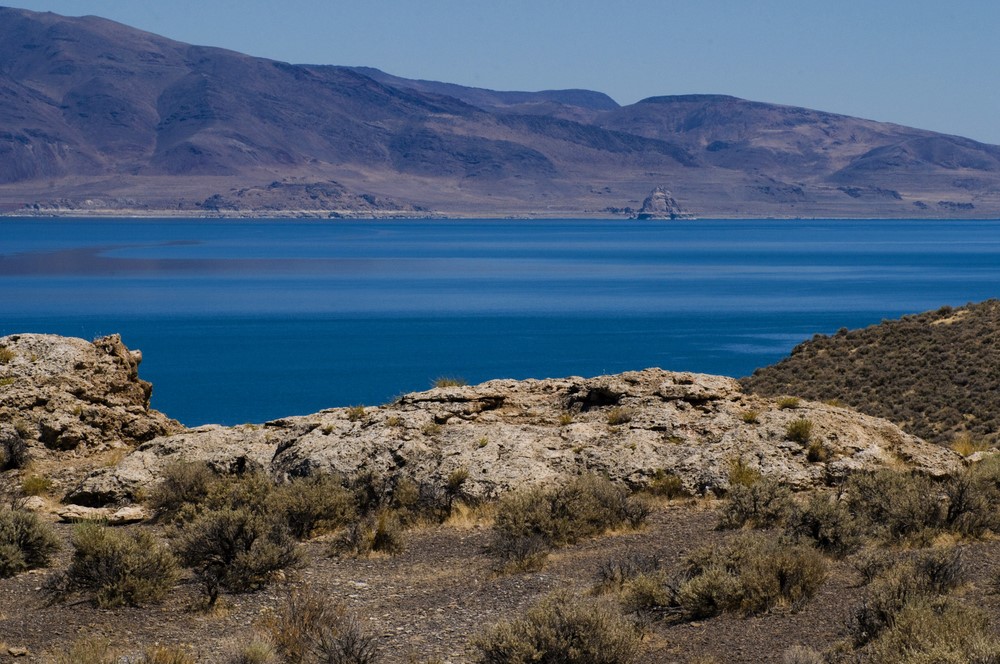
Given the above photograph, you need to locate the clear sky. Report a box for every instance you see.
[7,0,1000,144]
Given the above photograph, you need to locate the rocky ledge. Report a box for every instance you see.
[0,333,178,459]
[68,366,959,507]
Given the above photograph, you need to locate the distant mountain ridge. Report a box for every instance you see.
[2,6,999,217]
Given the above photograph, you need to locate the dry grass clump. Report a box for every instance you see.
[473,591,642,664]
[0,429,28,471]
[644,469,687,499]
[0,506,60,577]
[785,418,813,444]
[0,345,14,364]
[433,376,467,388]
[49,638,196,664]
[606,407,633,426]
[490,474,648,572]
[55,522,178,608]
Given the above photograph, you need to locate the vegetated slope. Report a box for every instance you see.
[2,7,1000,216]
[741,300,1000,446]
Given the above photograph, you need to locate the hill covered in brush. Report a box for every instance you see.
[742,300,1000,447]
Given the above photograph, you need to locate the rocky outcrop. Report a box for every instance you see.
[0,333,179,456]
[634,186,689,219]
[71,368,960,506]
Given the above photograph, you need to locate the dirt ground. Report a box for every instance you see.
[3,500,1000,663]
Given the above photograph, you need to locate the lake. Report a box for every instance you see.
[2,218,998,426]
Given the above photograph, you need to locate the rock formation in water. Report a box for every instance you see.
[634,186,689,219]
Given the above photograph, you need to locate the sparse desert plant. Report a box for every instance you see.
[558,412,574,426]
[780,646,824,664]
[851,549,899,585]
[949,432,991,457]
[645,469,686,498]
[336,510,405,557]
[717,477,792,529]
[740,409,760,424]
[264,587,379,664]
[141,646,197,664]
[673,533,827,619]
[785,418,813,444]
[942,462,1000,537]
[0,345,14,364]
[845,470,943,542]
[0,507,60,577]
[777,397,801,409]
[20,473,53,496]
[58,522,178,608]
[595,551,662,592]
[147,459,217,521]
[864,596,1000,664]
[223,637,280,664]
[0,429,28,471]
[273,474,356,540]
[606,407,632,426]
[805,440,829,462]
[785,492,862,557]
[175,507,300,605]
[727,457,762,488]
[346,405,366,422]
[473,591,642,664]
[49,636,117,664]
[433,376,467,388]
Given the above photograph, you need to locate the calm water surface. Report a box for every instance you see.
[2,218,998,425]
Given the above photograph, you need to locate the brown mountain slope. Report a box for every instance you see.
[741,300,1000,446]
[2,7,1000,217]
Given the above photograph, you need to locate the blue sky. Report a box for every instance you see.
[8,1,1000,144]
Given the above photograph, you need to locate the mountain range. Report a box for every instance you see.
[2,6,999,218]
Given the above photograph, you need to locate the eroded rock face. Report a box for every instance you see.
[71,368,960,506]
[0,333,179,456]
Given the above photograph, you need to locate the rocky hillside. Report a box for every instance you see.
[2,7,999,217]
[0,333,959,509]
[742,300,1000,447]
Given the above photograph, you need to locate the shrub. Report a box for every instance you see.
[273,474,356,540]
[0,507,60,577]
[849,546,968,647]
[785,418,813,444]
[147,460,217,521]
[0,429,28,471]
[717,477,792,530]
[942,462,1000,536]
[865,596,1000,664]
[595,551,662,592]
[673,533,827,619]
[0,345,14,364]
[740,409,760,424]
[845,470,942,541]
[265,587,379,664]
[780,646,823,664]
[20,474,52,496]
[490,475,647,571]
[336,510,405,557]
[433,376,467,388]
[473,591,642,664]
[726,457,762,488]
[223,638,280,664]
[51,641,197,664]
[175,507,300,605]
[786,493,862,557]
[645,469,686,498]
[141,647,197,664]
[805,440,829,462]
[59,523,178,607]
[346,405,366,422]
[558,413,574,426]
[777,397,800,409]
[606,407,633,426]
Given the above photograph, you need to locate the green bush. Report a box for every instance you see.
[175,507,300,605]
[0,507,60,577]
[273,474,356,539]
[473,591,642,664]
[673,533,827,619]
[59,523,178,608]
[727,457,762,488]
[785,418,813,444]
[490,475,647,571]
[785,493,862,557]
[717,478,792,530]
[645,469,686,498]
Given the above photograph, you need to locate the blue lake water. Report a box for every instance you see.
[2,218,999,426]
